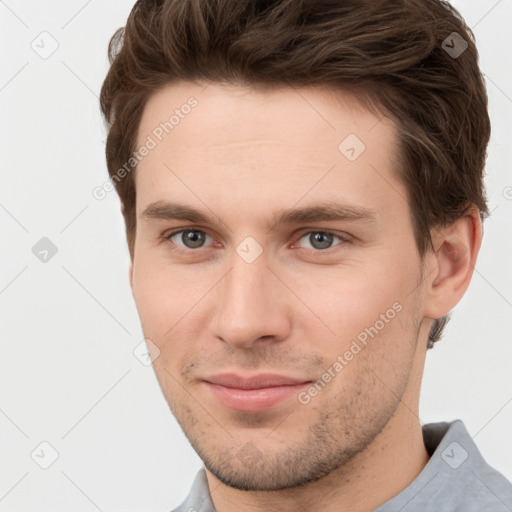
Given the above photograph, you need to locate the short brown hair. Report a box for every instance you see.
[99,0,491,348]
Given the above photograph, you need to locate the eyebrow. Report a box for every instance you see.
[140,200,377,230]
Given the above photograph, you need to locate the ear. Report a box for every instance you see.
[422,206,483,321]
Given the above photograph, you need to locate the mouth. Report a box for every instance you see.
[202,373,312,412]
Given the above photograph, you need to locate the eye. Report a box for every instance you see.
[163,228,351,253]
[166,229,213,249]
[294,231,349,251]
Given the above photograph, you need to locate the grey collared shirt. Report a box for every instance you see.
[171,419,512,511]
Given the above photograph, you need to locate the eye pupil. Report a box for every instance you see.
[310,232,333,250]
[183,230,205,248]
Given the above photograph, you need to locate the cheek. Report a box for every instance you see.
[132,275,169,332]
[132,262,182,347]
[132,256,199,327]
[131,258,221,374]
[299,256,420,349]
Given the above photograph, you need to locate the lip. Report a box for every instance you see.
[204,373,310,389]
[202,373,312,412]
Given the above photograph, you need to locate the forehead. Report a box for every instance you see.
[134,81,404,224]
[136,81,395,149]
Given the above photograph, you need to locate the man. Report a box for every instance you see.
[99,0,512,510]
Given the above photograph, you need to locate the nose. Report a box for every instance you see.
[212,250,291,350]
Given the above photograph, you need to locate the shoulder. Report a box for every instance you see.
[377,419,512,511]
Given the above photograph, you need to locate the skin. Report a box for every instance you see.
[129,81,482,511]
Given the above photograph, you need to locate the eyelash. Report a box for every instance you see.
[162,228,352,254]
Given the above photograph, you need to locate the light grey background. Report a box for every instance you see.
[1,1,511,510]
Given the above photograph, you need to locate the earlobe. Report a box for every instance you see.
[423,207,483,319]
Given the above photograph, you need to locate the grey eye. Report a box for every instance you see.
[300,231,336,250]
[171,230,209,249]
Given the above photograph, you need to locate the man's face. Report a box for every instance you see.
[131,82,430,490]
